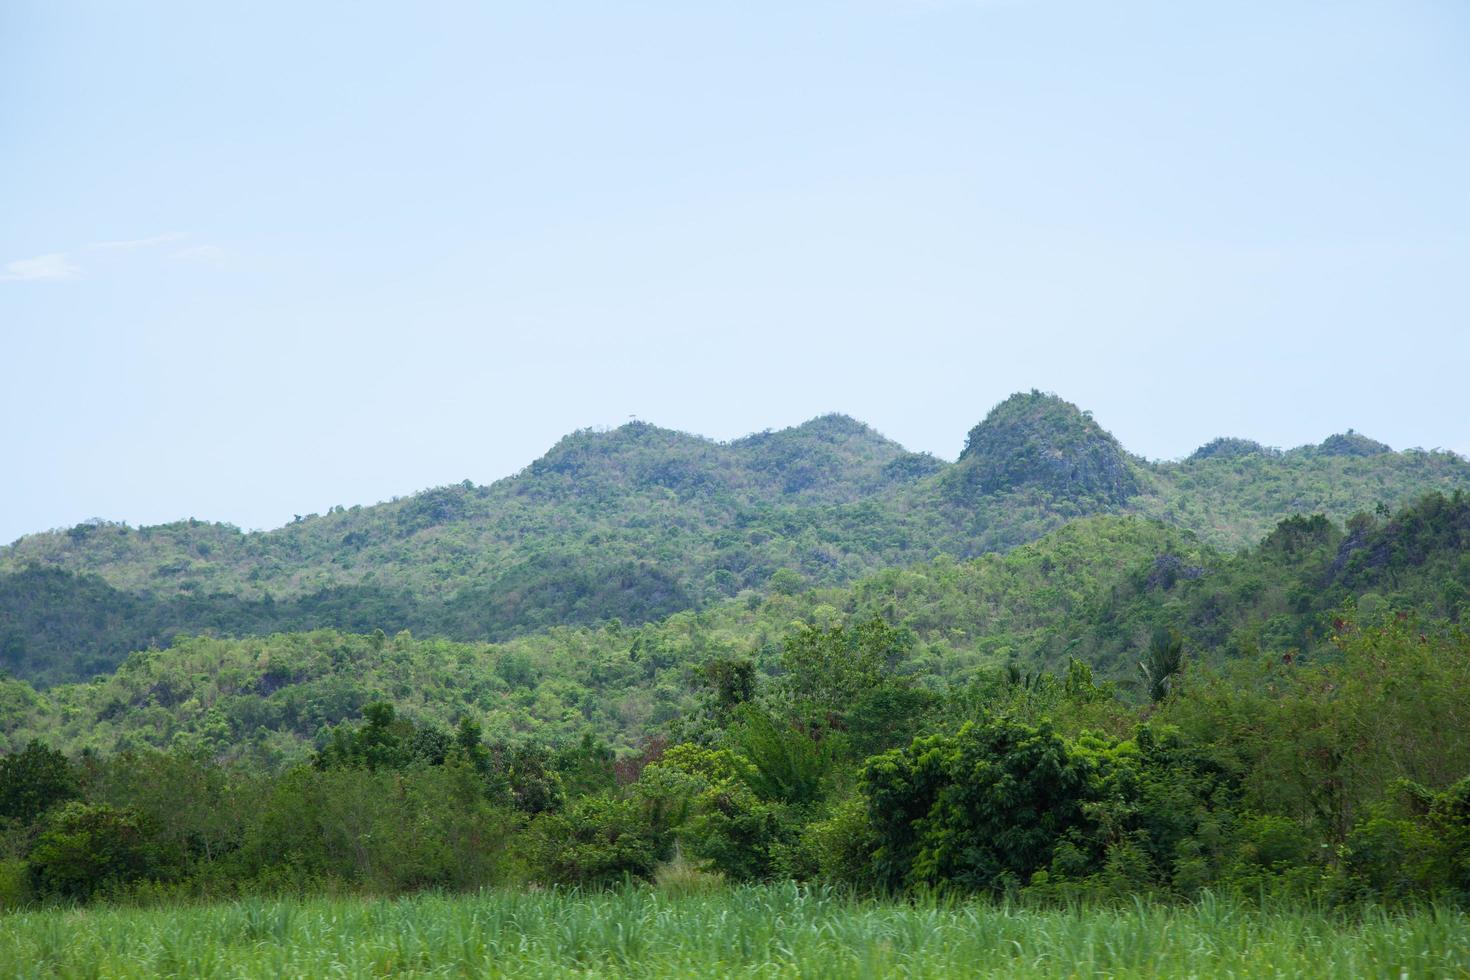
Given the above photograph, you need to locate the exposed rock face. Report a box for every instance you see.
[1147,553,1207,590]
[954,391,1139,503]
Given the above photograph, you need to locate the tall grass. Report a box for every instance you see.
[2,884,1467,978]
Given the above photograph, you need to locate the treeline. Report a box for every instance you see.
[0,560,697,688]
[4,610,1470,909]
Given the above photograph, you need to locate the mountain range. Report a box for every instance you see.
[3,390,1467,688]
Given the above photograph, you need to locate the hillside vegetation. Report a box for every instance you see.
[2,460,1469,919]
[3,532,1469,913]
[4,392,1467,686]
[5,492,1465,761]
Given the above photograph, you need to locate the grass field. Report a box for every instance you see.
[3,884,1469,978]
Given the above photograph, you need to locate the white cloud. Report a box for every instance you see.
[86,232,187,251]
[2,233,220,283]
[0,253,80,282]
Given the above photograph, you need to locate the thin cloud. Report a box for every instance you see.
[172,244,225,263]
[4,233,218,283]
[86,232,187,251]
[0,253,80,282]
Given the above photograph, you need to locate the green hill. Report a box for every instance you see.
[4,492,1464,762]
[3,392,1467,686]
[950,390,1140,502]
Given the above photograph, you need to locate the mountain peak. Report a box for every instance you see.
[792,412,881,440]
[1189,437,1276,462]
[1317,430,1392,457]
[954,391,1138,502]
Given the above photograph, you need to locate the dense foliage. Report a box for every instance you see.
[0,411,1467,919]
[3,602,1469,910]
[4,393,1467,686]
[3,493,1467,764]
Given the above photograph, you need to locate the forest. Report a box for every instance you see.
[2,484,1469,910]
[2,400,1470,978]
[4,393,1468,687]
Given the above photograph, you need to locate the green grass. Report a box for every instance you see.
[3,884,1469,978]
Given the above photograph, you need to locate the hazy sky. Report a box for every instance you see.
[3,1,1468,544]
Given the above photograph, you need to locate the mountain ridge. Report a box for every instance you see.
[3,391,1467,686]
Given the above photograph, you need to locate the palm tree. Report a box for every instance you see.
[1139,628,1184,703]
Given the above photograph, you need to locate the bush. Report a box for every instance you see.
[1429,775,1470,898]
[639,743,801,883]
[804,794,877,889]
[28,802,152,901]
[525,795,662,887]
[1343,817,1442,901]
[237,763,517,894]
[652,847,724,895]
[863,717,1095,892]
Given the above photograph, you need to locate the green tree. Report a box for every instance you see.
[0,740,78,824]
[701,656,756,723]
[314,701,411,771]
[554,732,617,800]
[525,794,662,886]
[862,716,1095,892]
[729,708,836,807]
[494,743,564,815]
[1139,628,1184,703]
[88,749,251,875]
[778,617,912,721]
[28,802,151,900]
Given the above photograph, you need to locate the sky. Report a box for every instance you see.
[2,1,1468,544]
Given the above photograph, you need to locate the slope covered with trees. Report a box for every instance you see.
[4,492,1466,764]
[3,392,1467,686]
[3,472,1470,914]
[4,581,1469,911]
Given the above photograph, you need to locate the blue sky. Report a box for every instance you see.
[2,1,1467,543]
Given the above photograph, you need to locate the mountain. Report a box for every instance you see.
[3,391,1468,686]
[950,390,1140,502]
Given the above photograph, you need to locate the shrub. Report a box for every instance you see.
[28,802,152,900]
[525,795,662,887]
[804,794,877,889]
[863,717,1095,892]
[1343,816,1442,901]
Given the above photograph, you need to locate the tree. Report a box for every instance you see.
[28,802,151,900]
[862,716,1095,892]
[729,708,835,806]
[314,702,450,772]
[87,749,248,873]
[701,656,756,722]
[493,743,564,815]
[0,740,78,824]
[554,732,617,800]
[525,795,662,886]
[453,717,492,777]
[1139,628,1184,703]
[778,617,913,721]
